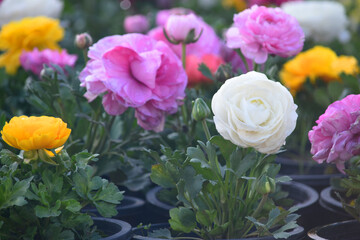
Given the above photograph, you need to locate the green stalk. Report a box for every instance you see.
[181,42,187,68]
[201,119,211,141]
[236,49,250,72]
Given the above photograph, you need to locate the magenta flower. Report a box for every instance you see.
[20,48,77,76]
[124,14,149,33]
[309,95,360,173]
[225,5,304,64]
[79,34,187,132]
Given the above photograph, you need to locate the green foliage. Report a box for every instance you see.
[0,149,123,239]
[149,136,298,239]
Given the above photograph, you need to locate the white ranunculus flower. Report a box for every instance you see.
[0,0,63,26]
[281,1,349,43]
[211,71,297,154]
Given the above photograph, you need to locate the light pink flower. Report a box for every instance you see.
[156,8,194,27]
[309,94,360,173]
[226,5,304,64]
[20,48,77,76]
[165,13,202,42]
[149,17,222,59]
[248,0,301,7]
[124,14,149,33]
[79,34,187,132]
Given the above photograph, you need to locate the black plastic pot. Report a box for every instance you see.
[132,223,304,240]
[93,217,132,240]
[146,182,318,230]
[85,196,146,226]
[318,186,352,225]
[276,157,344,192]
[308,220,360,240]
[145,186,174,223]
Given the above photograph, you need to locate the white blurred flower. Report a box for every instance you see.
[0,0,63,26]
[211,71,297,154]
[281,1,349,43]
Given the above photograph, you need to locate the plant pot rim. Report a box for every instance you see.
[132,223,304,240]
[307,219,360,240]
[93,217,132,240]
[319,186,350,217]
[280,181,319,209]
[146,186,173,211]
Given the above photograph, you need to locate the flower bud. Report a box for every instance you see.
[215,64,234,83]
[124,14,149,33]
[255,176,276,195]
[75,32,93,49]
[40,66,55,80]
[192,98,211,121]
[23,150,38,163]
[164,13,202,44]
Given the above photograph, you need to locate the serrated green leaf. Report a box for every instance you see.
[169,207,196,233]
[35,200,61,218]
[95,182,123,204]
[93,201,117,218]
[150,164,176,188]
[210,135,236,161]
[181,166,204,199]
[62,199,81,213]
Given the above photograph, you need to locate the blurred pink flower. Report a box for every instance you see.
[309,94,360,173]
[124,14,149,33]
[165,13,202,42]
[226,5,304,64]
[79,34,187,132]
[20,48,77,76]
[156,8,193,26]
[149,17,222,58]
[248,0,301,7]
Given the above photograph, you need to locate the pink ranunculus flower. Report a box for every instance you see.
[226,5,304,64]
[124,14,149,33]
[308,94,360,173]
[156,8,194,27]
[248,0,301,7]
[20,48,77,76]
[149,17,222,59]
[165,13,202,42]
[79,34,187,132]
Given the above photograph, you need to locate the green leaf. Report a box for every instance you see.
[187,146,216,180]
[150,164,176,188]
[35,200,61,218]
[327,81,344,101]
[341,73,360,93]
[210,135,236,161]
[169,207,196,233]
[198,63,215,81]
[58,230,74,240]
[181,166,204,199]
[196,210,216,227]
[93,201,117,218]
[148,228,172,238]
[276,176,292,183]
[95,182,123,204]
[62,199,81,213]
[314,88,331,107]
[233,150,257,177]
[42,169,63,194]
[0,176,32,210]
[74,152,98,169]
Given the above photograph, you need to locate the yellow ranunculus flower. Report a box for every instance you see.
[1,116,71,152]
[0,16,64,75]
[280,46,359,95]
[222,0,247,12]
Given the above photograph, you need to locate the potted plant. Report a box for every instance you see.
[138,71,308,239]
[278,45,359,191]
[0,115,130,239]
[307,94,360,238]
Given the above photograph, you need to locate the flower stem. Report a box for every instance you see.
[181,42,186,68]
[236,49,249,72]
[201,119,211,141]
